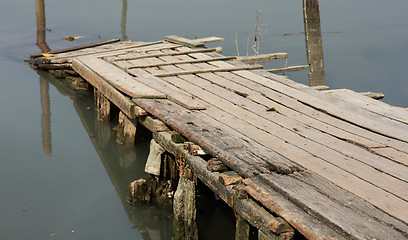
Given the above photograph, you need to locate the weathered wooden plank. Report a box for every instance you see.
[244,178,348,240]
[205,51,408,149]
[154,65,263,77]
[150,131,294,238]
[267,65,310,73]
[370,147,408,167]
[133,98,302,176]
[164,35,224,48]
[236,53,288,64]
[30,38,120,58]
[324,88,408,124]
[47,41,164,62]
[159,52,408,186]
[112,57,207,110]
[112,47,222,62]
[125,56,236,69]
[238,70,408,142]
[72,58,147,118]
[258,173,408,239]
[74,56,166,99]
[138,116,170,133]
[291,171,408,236]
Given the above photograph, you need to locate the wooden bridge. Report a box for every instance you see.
[29,36,408,240]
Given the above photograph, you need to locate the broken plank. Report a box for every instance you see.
[164,35,224,48]
[267,65,310,73]
[72,58,147,118]
[30,39,120,58]
[112,56,207,110]
[112,47,223,62]
[74,56,166,99]
[236,53,288,64]
[126,56,236,69]
[154,65,263,77]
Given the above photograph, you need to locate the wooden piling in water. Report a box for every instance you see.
[303,0,326,86]
[94,88,110,122]
[173,168,198,240]
[116,111,137,144]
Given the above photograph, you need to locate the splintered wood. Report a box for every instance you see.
[32,37,408,240]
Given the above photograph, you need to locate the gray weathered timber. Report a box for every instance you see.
[235,216,250,240]
[173,170,198,240]
[149,131,295,238]
[112,57,207,110]
[236,53,288,64]
[30,39,120,59]
[112,47,222,62]
[94,88,110,122]
[72,58,146,118]
[116,111,137,144]
[75,56,166,99]
[164,35,224,48]
[267,65,310,73]
[323,89,408,124]
[258,173,408,238]
[32,37,408,240]
[133,98,301,176]
[303,0,326,86]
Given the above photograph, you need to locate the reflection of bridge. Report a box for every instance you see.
[40,73,173,239]
[31,36,408,239]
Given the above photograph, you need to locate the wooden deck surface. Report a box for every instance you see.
[31,38,408,239]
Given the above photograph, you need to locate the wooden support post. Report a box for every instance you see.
[94,88,110,122]
[235,216,250,240]
[303,0,326,86]
[35,0,50,53]
[173,169,198,240]
[117,111,137,144]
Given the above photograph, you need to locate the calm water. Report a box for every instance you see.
[1,0,407,239]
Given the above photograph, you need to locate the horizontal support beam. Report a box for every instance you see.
[113,47,223,62]
[153,65,263,77]
[126,56,236,70]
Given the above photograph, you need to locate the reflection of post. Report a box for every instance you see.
[303,0,325,86]
[121,0,128,41]
[35,0,50,53]
[40,77,52,155]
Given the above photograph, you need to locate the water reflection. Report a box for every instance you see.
[43,75,174,239]
[40,76,52,155]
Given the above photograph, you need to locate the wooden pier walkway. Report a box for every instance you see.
[29,37,408,239]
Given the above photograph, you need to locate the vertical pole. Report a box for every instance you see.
[173,168,198,240]
[94,89,110,122]
[35,0,50,53]
[235,216,250,240]
[303,0,326,86]
[40,77,52,155]
[117,111,137,145]
[121,0,128,41]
